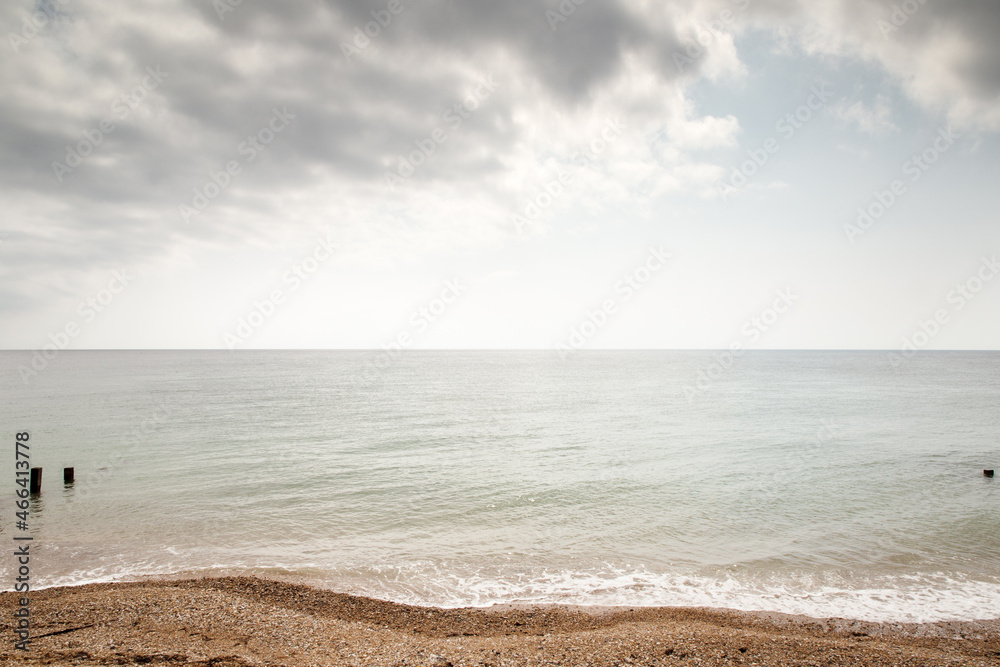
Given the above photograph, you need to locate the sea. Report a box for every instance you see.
[1,350,998,623]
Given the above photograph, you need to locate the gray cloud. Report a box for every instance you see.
[1,1,687,240]
[1,0,999,324]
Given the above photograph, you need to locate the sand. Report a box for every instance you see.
[2,577,999,666]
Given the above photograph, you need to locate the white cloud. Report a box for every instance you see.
[834,94,899,135]
[667,110,741,150]
[749,0,1000,132]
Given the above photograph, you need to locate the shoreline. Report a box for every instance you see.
[3,576,999,666]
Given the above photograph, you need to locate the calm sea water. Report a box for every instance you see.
[1,351,998,622]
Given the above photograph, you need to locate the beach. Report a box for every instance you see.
[4,577,999,666]
[6,0,1000,658]
[4,351,999,663]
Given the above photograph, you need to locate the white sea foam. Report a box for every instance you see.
[344,562,1000,623]
[12,548,1000,623]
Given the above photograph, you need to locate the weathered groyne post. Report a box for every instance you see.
[29,467,42,494]
[64,467,75,484]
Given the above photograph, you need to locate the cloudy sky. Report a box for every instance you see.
[2,0,999,351]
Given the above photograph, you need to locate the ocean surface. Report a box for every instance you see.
[1,350,998,623]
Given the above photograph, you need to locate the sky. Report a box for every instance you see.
[1,0,999,351]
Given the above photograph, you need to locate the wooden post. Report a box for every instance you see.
[64,467,75,484]
[29,467,42,494]
[986,469,995,478]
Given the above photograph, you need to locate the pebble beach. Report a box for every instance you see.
[4,577,999,666]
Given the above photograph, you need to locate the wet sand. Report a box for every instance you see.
[3,576,999,665]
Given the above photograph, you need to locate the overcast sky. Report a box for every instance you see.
[2,0,999,351]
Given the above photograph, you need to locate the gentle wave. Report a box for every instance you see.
[24,551,1000,623]
[3,351,999,624]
